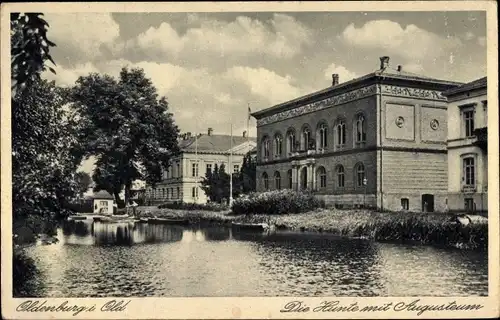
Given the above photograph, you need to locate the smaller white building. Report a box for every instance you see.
[90,190,116,214]
[443,77,487,213]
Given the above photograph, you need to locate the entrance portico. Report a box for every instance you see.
[291,159,316,191]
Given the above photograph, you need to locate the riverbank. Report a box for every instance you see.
[136,206,487,250]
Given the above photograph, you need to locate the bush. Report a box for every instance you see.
[13,250,40,297]
[158,201,228,212]
[231,190,325,215]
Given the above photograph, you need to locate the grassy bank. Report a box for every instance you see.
[136,206,487,250]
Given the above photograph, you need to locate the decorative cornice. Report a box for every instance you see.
[381,85,447,101]
[256,84,448,127]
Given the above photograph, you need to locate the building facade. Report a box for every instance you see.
[145,128,256,204]
[443,77,487,213]
[251,56,462,212]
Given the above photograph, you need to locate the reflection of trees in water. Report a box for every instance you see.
[93,222,134,246]
[197,227,231,241]
[246,231,384,296]
[130,224,183,244]
[62,220,91,237]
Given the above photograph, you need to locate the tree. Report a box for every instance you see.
[70,68,180,206]
[238,153,257,193]
[74,172,91,198]
[11,13,56,95]
[12,78,82,232]
[200,163,241,203]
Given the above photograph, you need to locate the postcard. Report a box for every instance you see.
[1,1,498,319]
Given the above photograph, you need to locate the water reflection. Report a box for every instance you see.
[61,220,183,246]
[23,224,488,297]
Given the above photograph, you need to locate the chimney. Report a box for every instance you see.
[243,131,247,138]
[207,128,213,136]
[397,65,403,72]
[331,73,339,86]
[380,56,390,69]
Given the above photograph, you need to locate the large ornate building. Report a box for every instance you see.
[145,128,256,204]
[442,77,488,213]
[251,56,462,212]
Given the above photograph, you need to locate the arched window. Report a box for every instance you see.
[302,126,311,150]
[261,136,270,161]
[287,169,293,189]
[262,172,269,190]
[355,114,366,146]
[286,129,296,155]
[355,163,365,187]
[274,171,281,190]
[317,123,328,149]
[336,165,345,188]
[274,134,283,158]
[316,166,327,189]
[335,119,346,149]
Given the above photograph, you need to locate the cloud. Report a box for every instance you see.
[224,66,303,105]
[113,13,313,64]
[43,62,99,87]
[45,13,120,63]
[341,20,462,61]
[323,63,358,83]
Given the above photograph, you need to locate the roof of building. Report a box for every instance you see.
[178,134,257,155]
[87,190,114,200]
[251,65,463,119]
[442,76,487,96]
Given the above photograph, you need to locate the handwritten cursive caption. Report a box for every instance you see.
[280,300,484,316]
[17,299,130,316]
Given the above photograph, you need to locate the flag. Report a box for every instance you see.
[248,106,252,120]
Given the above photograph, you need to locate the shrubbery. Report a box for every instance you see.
[231,190,325,215]
[158,201,228,212]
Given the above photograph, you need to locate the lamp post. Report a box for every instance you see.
[363,177,367,208]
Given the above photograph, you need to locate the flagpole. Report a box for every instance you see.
[195,128,198,204]
[247,103,250,154]
[229,124,233,207]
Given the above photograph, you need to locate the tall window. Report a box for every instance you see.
[287,130,296,154]
[302,127,311,150]
[192,162,199,177]
[401,198,409,210]
[206,163,212,175]
[274,134,283,158]
[274,171,281,190]
[262,137,270,160]
[463,156,476,186]
[167,188,170,199]
[287,169,293,189]
[336,165,345,188]
[317,166,327,189]
[192,187,198,198]
[318,123,328,149]
[162,188,166,198]
[336,119,346,148]
[355,163,365,187]
[464,109,475,137]
[177,187,180,199]
[176,162,181,177]
[355,114,366,145]
[262,172,269,190]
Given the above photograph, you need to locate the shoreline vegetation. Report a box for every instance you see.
[136,207,488,250]
[142,190,488,250]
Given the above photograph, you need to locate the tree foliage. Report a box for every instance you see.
[74,171,92,198]
[11,13,56,95]
[12,78,81,228]
[70,68,180,205]
[238,153,257,193]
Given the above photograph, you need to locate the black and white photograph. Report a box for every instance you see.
[1,1,498,319]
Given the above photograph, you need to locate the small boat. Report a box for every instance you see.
[135,218,149,223]
[148,218,189,225]
[231,222,270,232]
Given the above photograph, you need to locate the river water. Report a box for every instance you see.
[21,219,488,297]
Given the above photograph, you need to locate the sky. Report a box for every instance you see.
[40,11,487,173]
